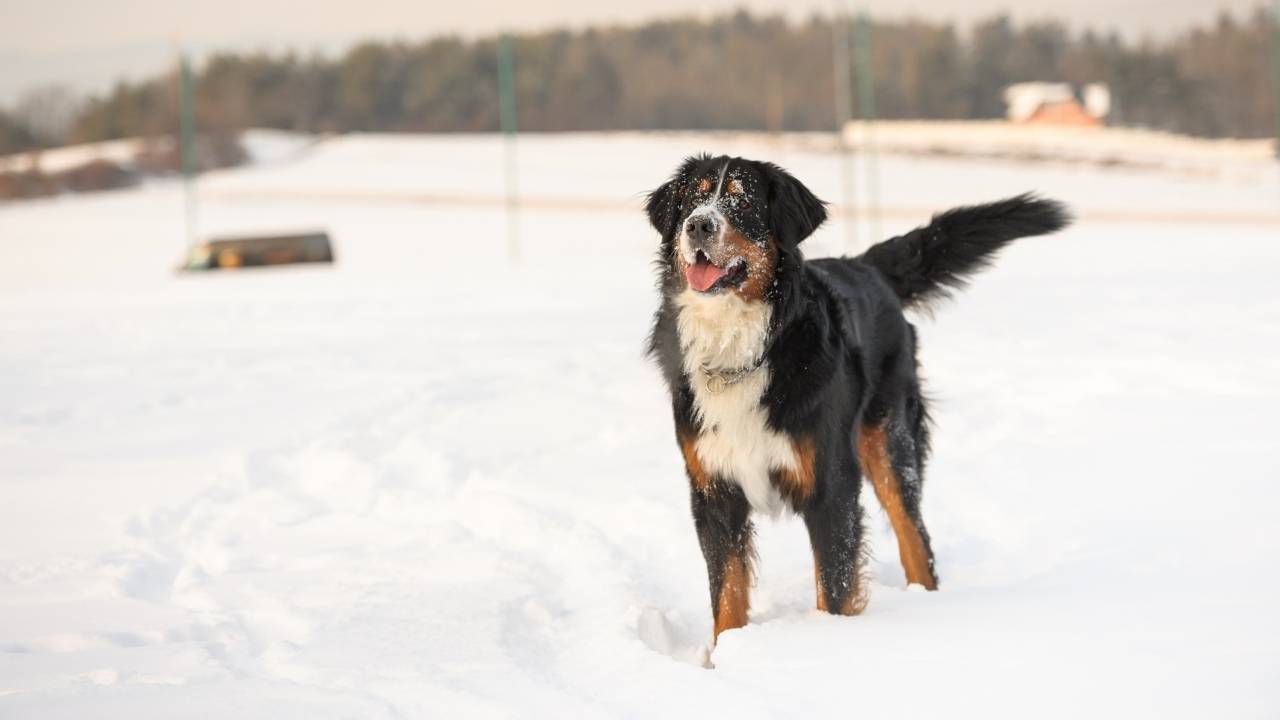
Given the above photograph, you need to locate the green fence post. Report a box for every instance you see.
[498,34,520,263]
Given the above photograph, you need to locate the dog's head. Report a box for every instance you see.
[645,154,827,299]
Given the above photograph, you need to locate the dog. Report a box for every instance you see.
[644,154,1070,643]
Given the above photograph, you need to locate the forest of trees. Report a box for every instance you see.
[1,7,1277,157]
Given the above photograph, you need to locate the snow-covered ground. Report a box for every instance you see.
[1,132,1278,718]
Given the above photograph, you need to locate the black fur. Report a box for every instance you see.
[861,193,1071,310]
[759,161,828,249]
[645,155,1071,636]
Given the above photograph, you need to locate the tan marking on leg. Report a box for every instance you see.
[774,436,816,506]
[859,424,937,590]
[813,550,828,612]
[714,553,751,640]
[680,434,713,493]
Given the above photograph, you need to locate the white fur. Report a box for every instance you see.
[675,289,798,516]
[677,160,733,265]
[678,204,726,265]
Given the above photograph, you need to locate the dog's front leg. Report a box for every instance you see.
[688,481,754,644]
[804,477,869,616]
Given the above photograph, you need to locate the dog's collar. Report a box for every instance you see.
[700,356,766,394]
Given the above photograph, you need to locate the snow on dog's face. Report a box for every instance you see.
[645,154,828,301]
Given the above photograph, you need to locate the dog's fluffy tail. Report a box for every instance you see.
[859,194,1071,310]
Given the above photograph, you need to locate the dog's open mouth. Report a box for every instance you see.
[687,250,747,293]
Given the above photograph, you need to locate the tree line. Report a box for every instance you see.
[1,7,1276,157]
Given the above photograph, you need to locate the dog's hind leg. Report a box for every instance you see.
[859,401,938,589]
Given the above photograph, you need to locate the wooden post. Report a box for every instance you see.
[766,70,784,140]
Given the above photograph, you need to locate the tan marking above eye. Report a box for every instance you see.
[727,179,744,195]
[697,177,712,193]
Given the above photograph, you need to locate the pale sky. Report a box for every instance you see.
[0,0,1265,104]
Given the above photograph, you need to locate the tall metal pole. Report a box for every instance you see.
[497,34,520,263]
[179,54,197,250]
[831,6,857,253]
[855,11,881,242]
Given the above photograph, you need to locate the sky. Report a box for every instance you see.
[0,0,1266,105]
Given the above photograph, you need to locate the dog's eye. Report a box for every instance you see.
[738,199,752,210]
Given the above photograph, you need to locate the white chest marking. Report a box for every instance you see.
[675,289,798,516]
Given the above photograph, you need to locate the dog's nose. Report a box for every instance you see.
[685,215,718,245]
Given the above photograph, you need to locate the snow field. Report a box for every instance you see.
[1,132,1278,717]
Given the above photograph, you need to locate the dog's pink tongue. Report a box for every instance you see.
[686,261,726,292]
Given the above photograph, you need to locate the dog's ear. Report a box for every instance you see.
[645,155,710,239]
[644,177,680,239]
[761,162,828,247]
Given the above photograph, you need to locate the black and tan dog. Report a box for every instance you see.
[645,154,1069,643]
